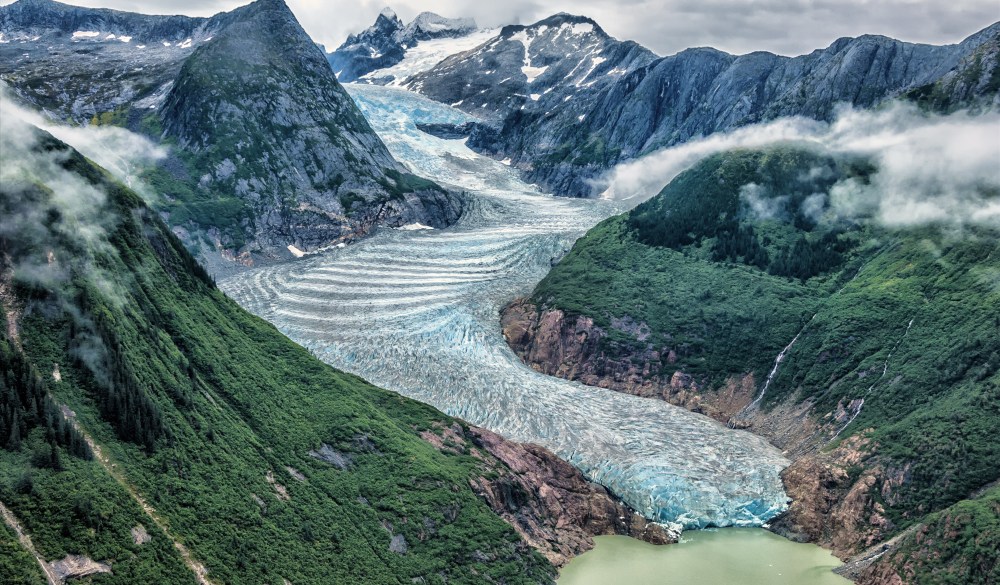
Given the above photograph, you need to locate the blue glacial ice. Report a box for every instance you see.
[220,84,790,534]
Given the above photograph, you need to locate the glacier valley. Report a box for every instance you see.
[220,84,790,534]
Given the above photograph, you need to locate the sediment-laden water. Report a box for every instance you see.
[220,84,790,531]
[558,531,851,584]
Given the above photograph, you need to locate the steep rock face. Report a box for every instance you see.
[904,29,1000,112]
[326,8,405,82]
[0,0,215,117]
[399,16,1000,195]
[0,0,464,270]
[0,0,207,42]
[158,0,462,265]
[418,423,675,566]
[327,8,478,83]
[502,298,700,403]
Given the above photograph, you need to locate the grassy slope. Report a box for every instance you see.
[529,147,1000,548]
[0,133,553,583]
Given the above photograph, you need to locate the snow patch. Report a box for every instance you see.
[179,38,193,49]
[363,28,497,87]
[522,65,547,84]
[105,34,117,40]
[397,223,435,231]
[162,41,171,47]
[118,35,132,43]
[566,22,595,35]
[287,245,306,258]
[578,114,586,121]
[529,93,541,101]
[72,31,100,40]
[511,29,549,84]
[500,158,512,165]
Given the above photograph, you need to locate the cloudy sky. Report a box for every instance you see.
[2,0,997,56]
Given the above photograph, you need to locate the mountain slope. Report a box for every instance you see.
[0,121,669,583]
[376,15,1000,196]
[154,0,461,269]
[0,0,462,271]
[500,147,1000,582]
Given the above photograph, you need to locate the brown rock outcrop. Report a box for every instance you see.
[500,298,760,423]
[419,422,675,566]
[770,436,895,556]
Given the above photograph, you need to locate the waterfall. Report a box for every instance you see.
[832,318,915,440]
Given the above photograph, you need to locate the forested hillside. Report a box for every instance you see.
[0,126,557,584]
[502,146,1000,583]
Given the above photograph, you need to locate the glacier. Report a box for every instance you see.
[219,84,790,533]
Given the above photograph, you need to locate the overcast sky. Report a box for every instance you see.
[2,0,997,56]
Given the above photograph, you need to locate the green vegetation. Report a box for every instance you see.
[0,521,45,585]
[534,214,829,382]
[528,146,1000,556]
[379,168,447,200]
[885,486,1000,584]
[628,148,873,280]
[0,132,553,583]
[88,107,129,128]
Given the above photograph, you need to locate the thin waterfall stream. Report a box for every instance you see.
[220,84,791,533]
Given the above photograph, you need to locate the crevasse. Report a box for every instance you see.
[220,84,790,533]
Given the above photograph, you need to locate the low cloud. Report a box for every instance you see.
[0,91,150,383]
[601,102,1000,229]
[739,183,787,221]
[0,89,152,304]
[1,85,165,201]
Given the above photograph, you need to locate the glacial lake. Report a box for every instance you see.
[559,530,852,585]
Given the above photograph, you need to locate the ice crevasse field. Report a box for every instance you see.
[220,84,791,535]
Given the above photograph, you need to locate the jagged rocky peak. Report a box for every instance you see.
[1,0,462,268]
[327,7,480,82]
[155,0,461,265]
[402,11,477,45]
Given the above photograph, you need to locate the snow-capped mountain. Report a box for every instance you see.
[327,8,479,83]
[334,9,1000,197]
[405,13,655,121]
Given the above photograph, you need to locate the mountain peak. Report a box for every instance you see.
[380,6,397,19]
